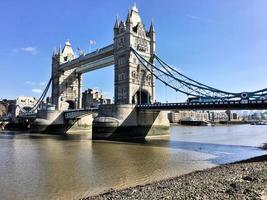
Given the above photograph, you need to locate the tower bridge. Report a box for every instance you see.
[51,4,155,111]
[21,4,267,139]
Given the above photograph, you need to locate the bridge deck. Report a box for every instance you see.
[64,108,98,119]
[136,100,267,110]
[59,44,114,72]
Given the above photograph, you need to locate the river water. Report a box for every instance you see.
[0,125,266,200]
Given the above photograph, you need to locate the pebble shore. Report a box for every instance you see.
[83,154,267,200]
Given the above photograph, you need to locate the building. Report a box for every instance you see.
[4,97,37,122]
[82,89,111,108]
[0,101,7,119]
[51,41,82,109]
[208,111,228,122]
[50,4,155,107]
[113,4,155,104]
[169,111,209,123]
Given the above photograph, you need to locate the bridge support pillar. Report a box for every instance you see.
[30,110,93,136]
[77,74,82,109]
[92,104,169,140]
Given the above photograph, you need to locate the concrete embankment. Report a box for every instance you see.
[83,154,267,200]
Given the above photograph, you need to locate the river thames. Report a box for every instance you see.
[0,125,266,200]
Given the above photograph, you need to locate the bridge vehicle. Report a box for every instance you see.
[240,99,249,104]
[187,97,224,103]
[258,96,267,101]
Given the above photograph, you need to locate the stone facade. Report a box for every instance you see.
[0,101,8,119]
[169,111,209,123]
[209,111,229,122]
[4,97,37,122]
[51,5,155,107]
[93,104,169,139]
[113,4,155,104]
[82,88,111,108]
[51,41,82,110]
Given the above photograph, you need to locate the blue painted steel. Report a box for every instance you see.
[131,47,267,102]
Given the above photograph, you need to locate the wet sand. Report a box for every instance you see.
[83,154,267,200]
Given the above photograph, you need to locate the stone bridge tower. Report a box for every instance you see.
[113,4,156,105]
[51,41,82,110]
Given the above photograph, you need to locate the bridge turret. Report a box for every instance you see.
[113,4,155,104]
[51,40,82,110]
[149,20,156,56]
[61,40,75,63]
[125,8,133,32]
[128,3,142,27]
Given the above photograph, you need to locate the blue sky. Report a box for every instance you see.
[0,0,267,102]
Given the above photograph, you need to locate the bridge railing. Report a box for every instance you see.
[136,99,267,110]
[64,108,98,119]
[59,44,114,71]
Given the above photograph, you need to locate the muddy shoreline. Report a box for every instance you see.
[83,154,267,200]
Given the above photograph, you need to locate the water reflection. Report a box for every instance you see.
[0,125,266,199]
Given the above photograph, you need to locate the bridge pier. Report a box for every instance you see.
[92,104,169,140]
[30,110,93,135]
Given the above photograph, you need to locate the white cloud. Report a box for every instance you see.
[32,89,42,93]
[21,47,37,55]
[13,46,37,55]
[24,81,35,86]
[186,14,215,23]
[24,81,46,86]
[39,82,46,86]
[186,14,200,20]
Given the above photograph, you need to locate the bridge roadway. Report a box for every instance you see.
[18,100,267,121]
[136,100,267,110]
[58,44,114,73]
[64,108,98,119]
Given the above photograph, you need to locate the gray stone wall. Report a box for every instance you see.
[51,41,82,110]
[113,5,156,105]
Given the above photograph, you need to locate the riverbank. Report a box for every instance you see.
[83,154,267,200]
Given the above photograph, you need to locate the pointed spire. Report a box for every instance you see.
[65,39,71,46]
[58,44,62,54]
[114,15,119,29]
[149,19,155,32]
[126,8,132,24]
[119,20,124,27]
[132,2,138,12]
[53,48,57,56]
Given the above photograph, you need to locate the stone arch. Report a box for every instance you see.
[21,106,32,112]
[132,89,151,104]
[7,104,15,113]
[65,100,76,110]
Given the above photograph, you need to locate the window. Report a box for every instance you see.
[118,56,126,66]
[132,71,136,78]
[118,73,126,81]
[118,87,122,99]
[123,88,127,98]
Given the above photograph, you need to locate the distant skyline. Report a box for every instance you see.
[0,0,267,102]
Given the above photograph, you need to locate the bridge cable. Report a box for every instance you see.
[131,48,238,99]
[20,78,52,114]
